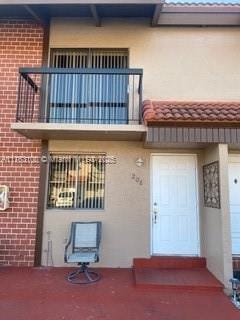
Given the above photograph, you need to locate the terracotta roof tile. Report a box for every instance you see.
[167,2,240,7]
[143,100,240,126]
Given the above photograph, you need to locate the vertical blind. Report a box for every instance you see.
[47,154,105,210]
[48,49,129,124]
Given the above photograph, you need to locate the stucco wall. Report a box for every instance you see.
[42,140,234,288]
[42,141,202,268]
[42,141,150,267]
[40,19,238,285]
[49,19,240,101]
[201,144,233,288]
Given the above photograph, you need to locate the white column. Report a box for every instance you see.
[202,144,232,288]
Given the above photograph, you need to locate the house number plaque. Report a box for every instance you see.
[131,173,143,186]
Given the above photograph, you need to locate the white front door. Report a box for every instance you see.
[151,154,199,255]
[229,157,240,255]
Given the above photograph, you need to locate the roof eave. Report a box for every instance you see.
[1,2,240,26]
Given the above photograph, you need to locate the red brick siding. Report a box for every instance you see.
[0,21,44,266]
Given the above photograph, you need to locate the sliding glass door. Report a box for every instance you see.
[48,49,129,124]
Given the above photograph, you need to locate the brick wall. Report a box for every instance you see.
[0,20,44,266]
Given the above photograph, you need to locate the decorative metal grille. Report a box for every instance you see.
[203,161,221,209]
[47,154,105,210]
[51,48,129,69]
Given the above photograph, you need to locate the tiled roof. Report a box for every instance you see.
[143,100,240,126]
[166,1,240,6]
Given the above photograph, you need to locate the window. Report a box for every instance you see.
[47,154,105,210]
[51,48,128,69]
[48,48,129,124]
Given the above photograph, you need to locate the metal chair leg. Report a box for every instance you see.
[67,263,101,284]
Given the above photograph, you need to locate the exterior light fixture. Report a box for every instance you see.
[135,158,144,167]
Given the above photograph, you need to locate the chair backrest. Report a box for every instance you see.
[71,221,101,252]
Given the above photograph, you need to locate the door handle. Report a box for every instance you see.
[153,211,157,224]
[153,202,158,224]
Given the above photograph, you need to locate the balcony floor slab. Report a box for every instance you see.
[11,123,147,141]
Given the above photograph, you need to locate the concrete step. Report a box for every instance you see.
[133,256,206,269]
[133,256,223,292]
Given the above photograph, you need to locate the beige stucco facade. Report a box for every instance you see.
[50,19,240,102]
[42,142,205,268]
[41,140,240,290]
[41,140,235,287]
[42,141,151,268]
[39,20,240,289]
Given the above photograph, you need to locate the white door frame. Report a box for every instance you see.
[150,153,200,256]
[228,154,240,255]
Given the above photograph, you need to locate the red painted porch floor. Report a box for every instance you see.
[0,267,239,320]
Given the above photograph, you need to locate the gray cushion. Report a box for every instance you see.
[67,252,97,263]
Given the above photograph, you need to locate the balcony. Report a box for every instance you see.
[11,68,146,141]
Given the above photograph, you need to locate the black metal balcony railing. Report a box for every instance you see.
[17,68,143,125]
